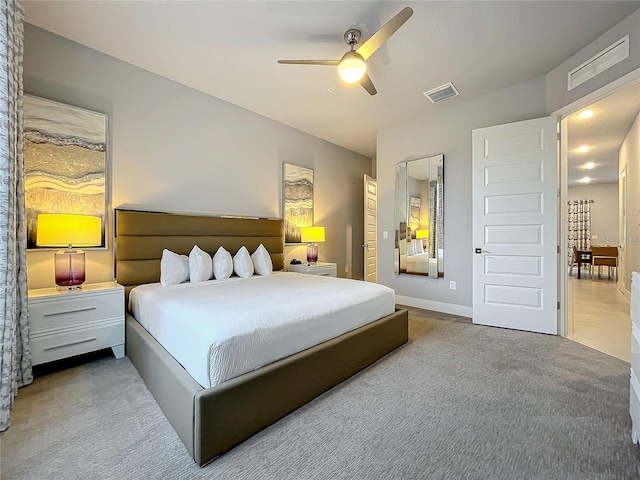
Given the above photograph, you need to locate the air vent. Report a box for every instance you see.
[423,82,460,103]
[568,35,629,91]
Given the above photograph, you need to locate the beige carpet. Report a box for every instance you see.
[1,309,639,479]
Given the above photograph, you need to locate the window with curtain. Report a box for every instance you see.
[0,0,32,432]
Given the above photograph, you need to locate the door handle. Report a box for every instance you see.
[363,244,369,250]
[475,248,492,254]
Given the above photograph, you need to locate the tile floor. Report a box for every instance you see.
[568,270,631,362]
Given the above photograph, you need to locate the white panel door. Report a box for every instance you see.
[472,117,558,334]
[364,175,377,282]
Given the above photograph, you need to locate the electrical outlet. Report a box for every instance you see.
[345,265,349,273]
[449,281,456,290]
[383,231,388,239]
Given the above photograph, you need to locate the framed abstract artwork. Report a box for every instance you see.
[409,196,421,236]
[283,163,313,244]
[24,95,108,249]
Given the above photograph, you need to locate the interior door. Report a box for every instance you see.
[472,117,558,334]
[364,175,377,282]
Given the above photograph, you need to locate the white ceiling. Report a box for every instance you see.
[23,1,640,160]
[567,82,640,186]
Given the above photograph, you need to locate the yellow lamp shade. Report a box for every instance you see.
[36,214,102,247]
[416,229,429,239]
[300,226,325,243]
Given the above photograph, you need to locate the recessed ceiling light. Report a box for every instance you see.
[578,109,594,119]
[327,88,334,93]
[584,162,595,169]
[578,145,590,153]
[579,176,591,183]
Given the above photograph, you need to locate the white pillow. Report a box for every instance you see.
[160,249,189,286]
[251,244,273,276]
[233,246,254,278]
[414,240,425,255]
[407,240,415,256]
[213,246,233,280]
[189,245,213,283]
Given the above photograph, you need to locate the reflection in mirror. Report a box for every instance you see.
[395,155,444,277]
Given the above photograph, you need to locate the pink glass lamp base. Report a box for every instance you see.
[306,243,318,265]
[54,249,86,290]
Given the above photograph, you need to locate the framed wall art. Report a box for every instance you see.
[409,196,421,237]
[283,163,313,244]
[24,95,108,249]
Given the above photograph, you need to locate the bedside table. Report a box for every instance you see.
[28,281,125,366]
[288,262,337,277]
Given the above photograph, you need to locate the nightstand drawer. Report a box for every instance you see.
[31,321,124,366]
[30,291,123,331]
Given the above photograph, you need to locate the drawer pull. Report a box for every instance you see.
[44,337,97,351]
[44,307,97,317]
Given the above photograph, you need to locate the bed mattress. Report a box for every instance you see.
[129,272,395,388]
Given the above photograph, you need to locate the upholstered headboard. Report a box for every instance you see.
[115,209,284,299]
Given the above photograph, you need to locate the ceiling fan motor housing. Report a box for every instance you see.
[344,29,361,48]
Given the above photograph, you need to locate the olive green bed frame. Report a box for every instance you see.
[115,209,409,466]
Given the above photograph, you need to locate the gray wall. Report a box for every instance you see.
[377,77,547,314]
[546,9,640,114]
[568,182,619,245]
[24,25,371,288]
[377,7,639,316]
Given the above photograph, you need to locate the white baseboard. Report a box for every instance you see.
[395,295,472,318]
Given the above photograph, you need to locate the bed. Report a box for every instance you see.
[115,209,408,466]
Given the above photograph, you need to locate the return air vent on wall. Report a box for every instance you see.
[423,82,459,103]
[568,35,629,91]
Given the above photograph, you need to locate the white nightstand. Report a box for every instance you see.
[28,281,125,366]
[288,262,337,277]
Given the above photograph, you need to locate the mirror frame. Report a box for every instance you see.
[394,154,444,277]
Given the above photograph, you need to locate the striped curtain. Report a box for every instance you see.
[0,0,32,432]
[427,172,444,259]
[567,199,592,265]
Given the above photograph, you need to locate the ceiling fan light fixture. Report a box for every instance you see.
[338,52,366,83]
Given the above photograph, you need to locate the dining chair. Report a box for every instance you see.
[591,245,618,281]
[569,246,591,278]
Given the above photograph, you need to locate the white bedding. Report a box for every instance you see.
[129,272,395,388]
[406,252,432,274]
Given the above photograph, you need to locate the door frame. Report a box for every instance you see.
[553,68,640,337]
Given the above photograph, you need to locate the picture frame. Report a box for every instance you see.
[283,163,314,244]
[409,196,421,236]
[24,95,108,249]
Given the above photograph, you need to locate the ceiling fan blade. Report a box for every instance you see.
[360,73,377,96]
[278,60,340,66]
[356,7,413,61]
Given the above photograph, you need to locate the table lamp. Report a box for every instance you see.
[300,226,325,266]
[36,213,102,290]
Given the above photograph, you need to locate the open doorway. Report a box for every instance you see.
[563,81,640,362]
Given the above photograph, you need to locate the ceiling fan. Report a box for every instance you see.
[278,7,414,96]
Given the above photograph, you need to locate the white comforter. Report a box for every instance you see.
[129,272,395,388]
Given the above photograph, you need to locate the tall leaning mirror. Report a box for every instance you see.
[395,154,444,277]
